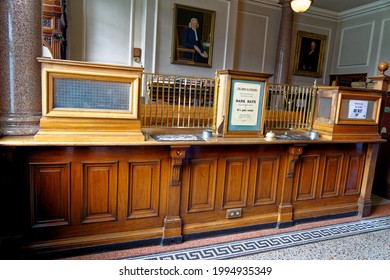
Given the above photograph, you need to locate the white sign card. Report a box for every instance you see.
[348,100,368,119]
[230,82,261,126]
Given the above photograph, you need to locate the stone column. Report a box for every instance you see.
[274,0,294,85]
[0,0,42,136]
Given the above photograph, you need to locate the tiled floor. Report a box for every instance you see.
[65,196,390,260]
[234,228,390,260]
[126,216,390,260]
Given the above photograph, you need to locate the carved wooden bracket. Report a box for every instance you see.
[169,146,188,186]
[286,145,303,178]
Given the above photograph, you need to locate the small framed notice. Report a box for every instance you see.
[228,79,264,131]
[336,91,382,125]
[348,100,368,119]
[215,69,271,138]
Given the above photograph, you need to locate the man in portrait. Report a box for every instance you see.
[299,38,320,72]
[182,18,208,63]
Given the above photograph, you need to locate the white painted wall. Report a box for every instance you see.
[330,3,390,77]
[234,1,281,75]
[84,0,131,65]
[68,0,236,75]
[153,0,236,77]
[66,0,390,83]
[68,0,133,65]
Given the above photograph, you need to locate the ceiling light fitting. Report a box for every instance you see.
[290,0,313,13]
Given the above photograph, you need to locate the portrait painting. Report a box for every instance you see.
[293,31,327,78]
[171,4,215,67]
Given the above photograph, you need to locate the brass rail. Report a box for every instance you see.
[265,83,317,131]
[140,73,316,132]
[141,73,215,129]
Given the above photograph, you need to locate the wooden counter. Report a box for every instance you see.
[0,134,383,256]
[0,133,385,146]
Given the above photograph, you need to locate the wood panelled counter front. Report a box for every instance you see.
[0,140,380,255]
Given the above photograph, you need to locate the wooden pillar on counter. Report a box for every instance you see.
[368,61,390,92]
[358,143,380,217]
[162,146,189,245]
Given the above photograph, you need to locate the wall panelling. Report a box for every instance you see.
[81,161,118,224]
[253,156,280,206]
[185,158,217,214]
[222,158,250,209]
[337,22,374,67]
[234,11,268,72]
[320,154,343,198]
[376,18,390,67]
[14,143,374,253]
[29,163,71,228]
[127,160,161,219]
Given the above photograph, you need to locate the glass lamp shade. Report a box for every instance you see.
[290,0,312,13]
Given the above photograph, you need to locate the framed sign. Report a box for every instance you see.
[347,100,368,119]
[293,31,327,78]
[228,79,264,131]
[171,4,215,67]
[336,92,382,125]
[215,70,271,138]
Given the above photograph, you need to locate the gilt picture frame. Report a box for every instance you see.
[171,4,215,67]
[293,31,327,78]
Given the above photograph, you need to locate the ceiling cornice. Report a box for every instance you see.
[242,0,390,21]
[304,7,339,21]
[337,0,390,19]
[243,0,281,10]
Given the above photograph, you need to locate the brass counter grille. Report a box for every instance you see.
[141,73,215,129]
[265,83,317,131]
[140,73,316,132]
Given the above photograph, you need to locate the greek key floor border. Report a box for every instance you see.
[126,216,390,260]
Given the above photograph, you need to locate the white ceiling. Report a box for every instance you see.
[312,0,385,13]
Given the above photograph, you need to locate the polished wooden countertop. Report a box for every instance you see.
[0,133,385,146]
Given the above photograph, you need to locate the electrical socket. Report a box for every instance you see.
[226,208,242,219]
